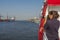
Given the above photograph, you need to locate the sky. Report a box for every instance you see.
[0,0,43,20]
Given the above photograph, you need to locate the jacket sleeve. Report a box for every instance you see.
[44,22,49,30]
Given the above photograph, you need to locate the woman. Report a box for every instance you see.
[44,11,60,40]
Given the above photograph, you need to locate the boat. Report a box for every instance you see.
[29,17,40,24]
[38,0,60,40]
[0,15,15,22]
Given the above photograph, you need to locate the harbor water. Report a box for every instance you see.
[0,21,39,40]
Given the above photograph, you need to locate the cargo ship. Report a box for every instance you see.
[0,15,15,22]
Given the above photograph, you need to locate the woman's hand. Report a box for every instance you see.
[40,27,45,32]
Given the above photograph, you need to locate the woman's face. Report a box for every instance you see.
[49,14,53,20]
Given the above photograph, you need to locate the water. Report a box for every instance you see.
[0,21,39,40]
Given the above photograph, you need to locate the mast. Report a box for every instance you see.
[13,16,15,21]
[0,14,2,21]
[38,0,47,40]
[0,15,1,20]
[6,12,8,21]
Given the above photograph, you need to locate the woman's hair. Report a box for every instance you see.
[47,11,59,20]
